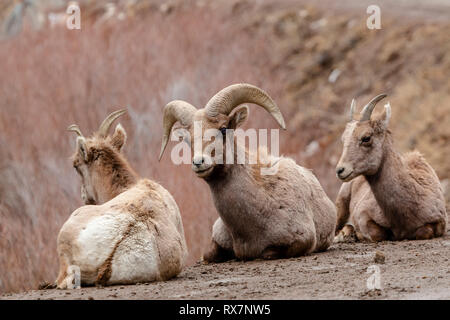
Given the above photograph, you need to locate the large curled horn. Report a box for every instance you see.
[204,83,286,129]
[360,94,387,122]
[67,124,84,137]
[97,109,127,137]
[159,100,197,161]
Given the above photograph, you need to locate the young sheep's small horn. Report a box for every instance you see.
[159,100,197,161]
[98,109,127,137]
[204,83,286,130]
[360,93,387,122]
[67,124,84,137]
[349,99,356,121]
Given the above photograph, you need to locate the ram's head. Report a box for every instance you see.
[159,84,286,179]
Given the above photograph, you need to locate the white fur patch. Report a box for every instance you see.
[59,180,187,287]
[74,212,131,278]
[109,223,160,284]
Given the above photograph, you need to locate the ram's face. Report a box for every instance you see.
[182,107,248,179]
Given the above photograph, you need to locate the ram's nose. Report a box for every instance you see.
[336,167,345,176]
[192,156,205,168]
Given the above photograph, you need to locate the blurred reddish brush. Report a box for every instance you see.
[0,3,283,293]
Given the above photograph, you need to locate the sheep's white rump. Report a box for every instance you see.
[56,179,187,288]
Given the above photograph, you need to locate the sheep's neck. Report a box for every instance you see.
[205,143,268,237]
[365,134,414,226]
[94,157,139,204]
[207,163,262,236]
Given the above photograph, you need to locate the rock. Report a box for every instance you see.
[328,69,341,83]
[159,3,174,15]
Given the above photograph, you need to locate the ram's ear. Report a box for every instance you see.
[111,123,127,152]
[76,136,88,162]
[228,105,249,129]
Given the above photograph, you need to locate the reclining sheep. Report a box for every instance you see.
[159,83,336,262]
[56,110,187,288]
[335,94,447,241]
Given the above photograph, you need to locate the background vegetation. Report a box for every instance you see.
[0,0,448,293]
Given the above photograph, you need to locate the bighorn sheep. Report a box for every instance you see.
[335,95,447,241]
[56,110,187,288]
[159,83,336,262]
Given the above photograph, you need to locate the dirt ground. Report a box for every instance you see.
[3,228,449,300]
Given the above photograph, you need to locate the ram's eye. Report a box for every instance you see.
[361,136,371,143]
[220,127,227,136]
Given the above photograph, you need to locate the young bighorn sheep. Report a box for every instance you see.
[56,110,187,288]
[159,83,336,262]
[335,95,447,241]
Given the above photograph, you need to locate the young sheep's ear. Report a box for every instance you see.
[381,102,391,127]
[111,123,127,152]
[76,137,88,162]
[228,105,249,129]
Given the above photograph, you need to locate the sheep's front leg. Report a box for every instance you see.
[261,246,288,260]
[56,256,69,289]
[415,224,434,240]
[335,182,352,234]
[366,220,391,242]
[334,223,357,243]
[203,218,235,263]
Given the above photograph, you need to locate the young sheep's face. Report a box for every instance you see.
[72,142,97,205]
[336,120,387,181]
[182,107,248,179]
[72,125,126,204]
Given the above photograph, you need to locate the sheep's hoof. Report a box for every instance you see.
[415,224,434,240]
[203,241,235,263]
[38,281,57,290]
[261,246,288,260]
[334,224,357,243]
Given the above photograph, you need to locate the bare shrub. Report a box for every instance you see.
[0,3,285,292]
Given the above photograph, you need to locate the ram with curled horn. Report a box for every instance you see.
[335,94,447,242]
[56,109,188,289]
[159,83,336,261]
